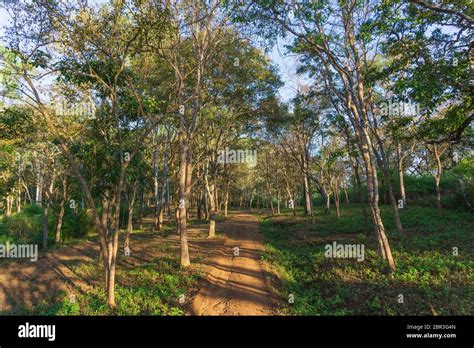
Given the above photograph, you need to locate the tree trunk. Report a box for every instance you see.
[125,178,138,250]
[153,130,161,230]
[433,144,443,211]
[343,184,349,205]
[163,134,170,218]
[383,168,403,234]
[277,189,281,215]
[215,187,219,214]
[99,193,109,262]
[292,190,296,216]
[197,189,203,220]
[106,166,127,307]
[351,158,369,233]
[204,192,209,220]
[16,186,21,213]
[334,185,340,218]
[359,127,395,271]
[138,190,144,230]
[268,185,274,216]
[397,142,406,205]
[43,202,49,250]
[224,189,229,217]
[303,173,312,216]
[175,206,180,235]
[106,249,117,307]
[6,195,12,216]
[178,137,191,267]
[284,179,296,216]
[36,168,43,206]
[325,192,331,215]
[205,166,216,238]
[42,169,56,251]
[55,178,67,243]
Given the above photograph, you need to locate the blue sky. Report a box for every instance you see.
[267,38,306,103]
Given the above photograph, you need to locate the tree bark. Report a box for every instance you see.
[334,184,340,218]
[6,195,13,216]
[224,188,229,217]
[385,169,403,234]
[302,169,313,215]
[433,144,444,211]
[43,202,49,250]
[325,191,331,215]
[205,163,216,238]
[397,141,407,205]
[177,137,191,267]
[138,189,144,230]
[55,178,67,243]
[125,178,138,250]
[153,129,161,230]
[359,129,395,271]
[36,166,43,206]
[16,185,21,213]
[277,189,281,215]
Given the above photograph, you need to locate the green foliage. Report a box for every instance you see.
[56,208,92,241]
[0,205,44,245]
[375,162,474,209]
[0,106,38,142]
[0,204,91,246]
[261,205,474,315]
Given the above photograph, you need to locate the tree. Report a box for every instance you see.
[231,0,397,270]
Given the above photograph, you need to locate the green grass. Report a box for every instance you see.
[260,205,474,315]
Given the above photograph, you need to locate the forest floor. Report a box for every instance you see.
[259,205,474,315]
[0,211,275,315]
[1,205,471,315]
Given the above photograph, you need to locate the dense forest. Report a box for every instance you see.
[0,0,472,316]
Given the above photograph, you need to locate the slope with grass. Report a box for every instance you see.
[260,205,474,315]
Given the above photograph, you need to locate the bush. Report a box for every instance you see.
[0,204,92,246]
[0,204,44,245]
[54,208,91,241]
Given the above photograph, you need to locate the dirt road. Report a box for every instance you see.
[189,213,274,315]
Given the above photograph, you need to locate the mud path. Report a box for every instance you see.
[189,213,274,315]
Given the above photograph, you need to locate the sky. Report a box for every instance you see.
[267,38,307,103]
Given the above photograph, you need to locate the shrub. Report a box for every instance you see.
[0,203,92,246]
[1,204,43,245]
[54,208,91,241]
